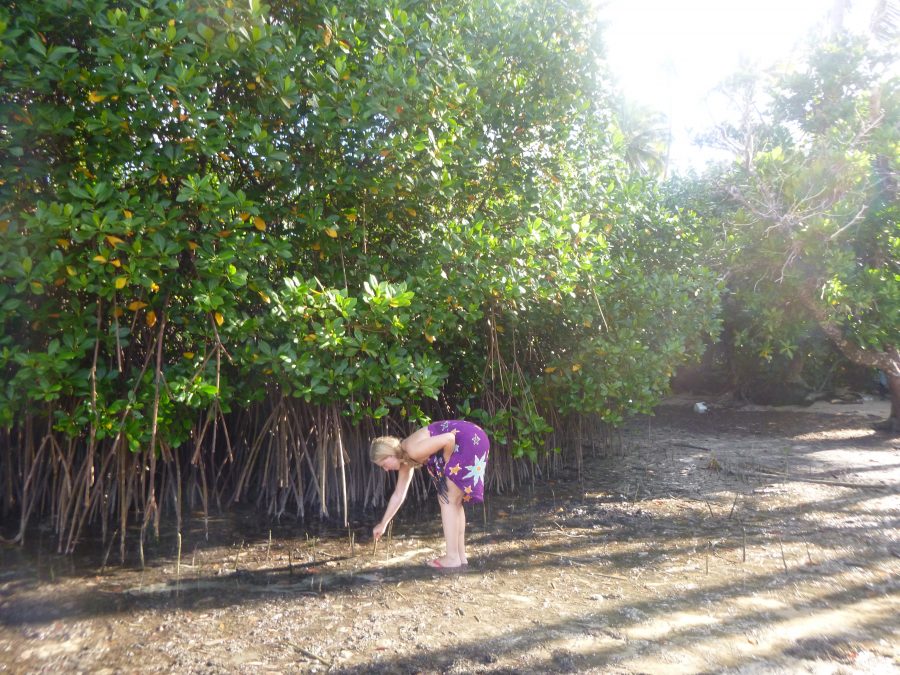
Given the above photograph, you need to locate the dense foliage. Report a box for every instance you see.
[683,35,899,421]
[0,0,718,554]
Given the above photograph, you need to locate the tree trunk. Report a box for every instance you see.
[875,372,900,433]
[796,289,899,433]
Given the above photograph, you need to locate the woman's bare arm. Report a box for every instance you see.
[374,464,414,539]
[402,430,457,464]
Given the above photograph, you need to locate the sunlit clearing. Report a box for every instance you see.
[598,0,884,170]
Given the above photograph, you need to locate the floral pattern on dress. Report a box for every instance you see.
[425,420,490,504]
[463,453,487,486]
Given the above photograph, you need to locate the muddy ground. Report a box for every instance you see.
[1,399,898,674]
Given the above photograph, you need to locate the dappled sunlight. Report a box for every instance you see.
[2,409,897,673]
[792,428,879,442]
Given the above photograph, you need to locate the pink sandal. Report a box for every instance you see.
[426,558,462,570]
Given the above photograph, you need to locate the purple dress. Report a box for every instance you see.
[425,420,490,503]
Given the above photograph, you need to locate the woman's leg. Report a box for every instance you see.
[457,501,467,565]
[434,480,464,567]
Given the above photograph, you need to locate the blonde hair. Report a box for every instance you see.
[370,436,420,467]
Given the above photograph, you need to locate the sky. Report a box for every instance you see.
[598,0,881,172]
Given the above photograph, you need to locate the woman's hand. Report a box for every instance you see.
[373,522,387,541]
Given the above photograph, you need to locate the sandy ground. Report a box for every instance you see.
[1,399,898,674]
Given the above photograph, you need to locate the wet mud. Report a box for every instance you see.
[1,402,898,674]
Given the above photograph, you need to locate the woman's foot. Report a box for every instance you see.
[426,555,463,569]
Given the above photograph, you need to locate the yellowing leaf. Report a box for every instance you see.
[66,266,76,276]
[146,310,157,327]
[56,239,70,250]
[0,220,9,233]
[239,212,250,222]
[217,230,232,238]
[325,227,338,238]
[114,276,127,289]
[113,307,124,318]
[168,18,175,27]
[150,282,160,292]
[88,91,106,103]
[544,366,557,373]
[187,241,199,251]
[127,301,147,311]
[405,208,417,217]
[54,277,66,286]
[311,242,321,251]
[345,212,357,222]
[424,333,435,344]
[93,255,108,263]
[258,291,270,303]
[253,216,266,231]
[214,312,224,326]
[110,259,121,267]
[571,364,582,372]
[30,281,43,293]
[183,352,195,359]
[304,334,317,342]
[123,210,133,219]
[246,82,256,90]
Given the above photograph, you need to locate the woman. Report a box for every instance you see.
[370,420,490,569]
